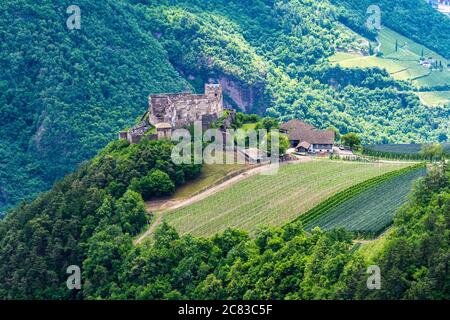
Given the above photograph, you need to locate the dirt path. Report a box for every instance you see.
[376,159,422,164]
[134,157,312,244]
[353,227,393,245]
[135,215,163,245]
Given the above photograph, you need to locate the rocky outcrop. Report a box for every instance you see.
[210,75,267,114]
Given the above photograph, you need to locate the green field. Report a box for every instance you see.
[302,166,426,236]
[417,91,450,106]
[163,160,409,237]
[330,27,450,103]
[172,160,249,199]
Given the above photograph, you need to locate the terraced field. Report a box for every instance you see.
[330,27,450,105]
[303,166,426,236]
[163,160,409,237]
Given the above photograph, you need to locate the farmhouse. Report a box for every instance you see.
[280,119,335,154]
[427,0,450,16]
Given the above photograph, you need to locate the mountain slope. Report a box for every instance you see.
[331,27,450,90]
[0,0,190,212]
[1,0,449,213]
[0,136,448,299]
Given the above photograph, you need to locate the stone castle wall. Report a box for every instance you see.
[148,84,223,128]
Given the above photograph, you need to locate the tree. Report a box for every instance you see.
[420,143,444,162]
[154,222,180,249]
[115,190,148,235]
[341,133,361,150]
[130,169,175,200]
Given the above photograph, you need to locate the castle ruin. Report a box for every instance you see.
[119,84,226,144]
[148,84,223,128]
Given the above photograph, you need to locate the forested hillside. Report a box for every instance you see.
[0,0,190,213]
[0,139,202,298]
[0,136,448,299]
[1,0,449,213]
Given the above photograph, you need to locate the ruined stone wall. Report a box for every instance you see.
[148,84,223,128]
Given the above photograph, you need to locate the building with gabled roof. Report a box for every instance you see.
[280,119,335,153]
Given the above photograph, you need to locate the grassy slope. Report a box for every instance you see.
[2,0,448,213]
[417,91,450,106]
[303,166,426,235]
[163,160,409,237]
[170,163,250,200]
[330,28,450,95]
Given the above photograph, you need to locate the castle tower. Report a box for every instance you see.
[204,84,223,116]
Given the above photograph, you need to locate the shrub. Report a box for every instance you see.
[115,190,148,236]
[131,169,175,200]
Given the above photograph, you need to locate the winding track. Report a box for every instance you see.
[135,158,312,244]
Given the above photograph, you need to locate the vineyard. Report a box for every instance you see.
[365,144,423,154]
[298,164,426,237]
[163,160,409,237]
[362,143,450,161]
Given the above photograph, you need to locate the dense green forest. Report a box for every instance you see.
[0,0,190,213]
[1,0,449,216]
[0,139,202,298]
[0,137,448,299]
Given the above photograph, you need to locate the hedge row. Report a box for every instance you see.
[362,147,447,161]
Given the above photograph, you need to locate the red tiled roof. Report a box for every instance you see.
[280,119,335,144]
